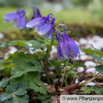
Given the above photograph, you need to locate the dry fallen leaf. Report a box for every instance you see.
[47,85,56,94]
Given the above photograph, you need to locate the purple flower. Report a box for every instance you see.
[31,6,42,20]
[4,8,26,30]
[56,31,80,60]
[26,13,55,38]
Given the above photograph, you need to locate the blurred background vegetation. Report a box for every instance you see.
[0,0,103,39]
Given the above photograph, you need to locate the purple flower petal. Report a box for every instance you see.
[56,31,80,60]
[17,15,26,29]
[59,40,66,59]
[11,19,18,28]
[26,17,42,28]
[63,40,70,59]
[4,12,17,20]
[47,26,54,38]
[67,41,79,55]
[37,21,52,35]
[4,19,11,23]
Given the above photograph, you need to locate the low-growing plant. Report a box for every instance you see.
[0,6,103,103]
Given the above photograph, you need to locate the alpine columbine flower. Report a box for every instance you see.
[57,31,80,60]
[31,6,42,20]
[26,13,55,38]
[4,8,26,30]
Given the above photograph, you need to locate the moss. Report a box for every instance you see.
[66,23,103,38]
[1,30,40,42]
[1,23,103,41]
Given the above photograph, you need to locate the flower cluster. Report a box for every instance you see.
[4,7,55,38]
[56,31,80,60]
[4,6,80,60]
[26,13,55,38]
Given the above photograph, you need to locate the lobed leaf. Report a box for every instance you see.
[29,78,47,94]
[0,82,29,103]
[80,87,91,94]
[90,86,101,95]
[9,52,43,88]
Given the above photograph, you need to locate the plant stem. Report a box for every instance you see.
[44,37,55,84]
[45,37,54,64]
[61,59,69,87]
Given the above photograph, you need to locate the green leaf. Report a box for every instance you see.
[80,87,91,94]
[0,52,20,73]
[10,66,39,88]
[9,72,24,80]
[73,61,86,67]
[0,79,9,88]
[0,41,8,49]
[90,86,102,95]
[91,44,103,54]
[29,78,47,94]
[21,63,43,72]
[38,95,51,103]
[9,52,42,88]
[0,82,29,103]
[8,40,42,51]
[11,52,40,66]
[8,40,26,46]
[1,67,11,76]
[48,60,67,67]
[0,62,12,68]
[24,40,41,51]
[82,49,103,56]
[90,55,103,64]
[100,87,103,93]
[95,65,103,75]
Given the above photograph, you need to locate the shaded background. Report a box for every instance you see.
[0,0,103,38]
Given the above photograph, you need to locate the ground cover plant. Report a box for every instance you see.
[0,6,103,103]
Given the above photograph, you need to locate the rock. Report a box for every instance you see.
[77,67,84,72]
[85,82,96,86]
[75,79,79,84]
[84,61,96,68]
[0,33,4,39]
[79,38,88,45]
[80,55,88,60]
[86,67,98,74]
[4,46,18,59]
